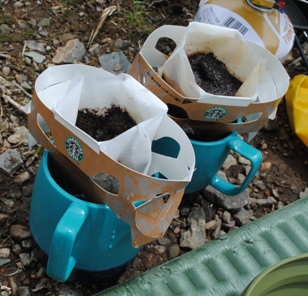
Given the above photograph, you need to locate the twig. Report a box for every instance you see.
[88,5,117,47]
[2,94,26,114]
[12,80,32,98]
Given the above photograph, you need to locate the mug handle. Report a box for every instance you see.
[46,202,89,282]
[209,136,262,196]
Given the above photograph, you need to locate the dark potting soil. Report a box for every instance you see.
[188,52,242,96]
[76,104,137,141]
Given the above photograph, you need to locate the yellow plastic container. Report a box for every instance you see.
[285,74,308,147]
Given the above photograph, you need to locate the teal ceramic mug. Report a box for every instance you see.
[30,150,140,283]
[185,129,262,195]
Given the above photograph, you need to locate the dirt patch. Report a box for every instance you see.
[76,105,136,141]
[188,52,242,96]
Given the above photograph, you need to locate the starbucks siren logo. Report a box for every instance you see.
[204,106,227,120]
[65,136,84,162]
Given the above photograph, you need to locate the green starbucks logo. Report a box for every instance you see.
[204,106,227,120]
[65,136,84,162]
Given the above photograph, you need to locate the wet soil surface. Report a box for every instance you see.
[76,106,136,141]
[189,52,242,96]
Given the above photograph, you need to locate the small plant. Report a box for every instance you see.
[124,0,152,35]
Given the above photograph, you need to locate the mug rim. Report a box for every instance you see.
[189,130,238,145]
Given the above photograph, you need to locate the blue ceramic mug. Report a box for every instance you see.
[185,130,262,195]
[30,150,140,282]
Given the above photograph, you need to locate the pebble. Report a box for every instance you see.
[0,214,8,226]
[154,245,166,255]
[0,149,24,175]
[222,154,237,169]
[52,39,86,64]
[0,248,10,258]
[167,244,180,259]
[17,286,31,296]
[180,207,206,249]
[12,244,22,255]
[19,253,32,267]
[13,171,32,184]
[2,66,10,76]
[157,237,171,246]
[233,207,253,226]
[99,51,131,75]
[260,161,272,172]
[9,225,32,241]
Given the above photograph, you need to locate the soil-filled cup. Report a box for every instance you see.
[30,150,140,283]
[184,126,262,195]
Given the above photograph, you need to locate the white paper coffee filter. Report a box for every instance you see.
[161,22,266,106]
[53,72,168,174]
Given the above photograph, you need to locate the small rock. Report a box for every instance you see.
[0,149,23,175]
[14,171,32,183]
[222,211,232,224]
[204,182,250,210]
[21,239,33,249]
[0,258,11,266]
[157,237,171,246]
[0,248,10,258]
[180,207,206,249]
[114,39,131,50]
[17,286,32,296]
[222,154,237,169]
[205,220,217,230]
[167,244,180,259]
[2,66,10,75]
[25,40,46,53]
[299,188,308,199]
[52,39,86,64]
[24,52,46,64]
[58,285,83,296]
[19,253,32,266]
[154,245,166,255]
[233,207,253,226]
[12,244,22,255]
[260,161,272,172]
[9,225,32,241]
[238,157,251,165]
[99,51,131,75]
[0,213,8,226]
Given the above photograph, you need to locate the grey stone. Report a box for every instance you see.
[0,149,23,175]
[99,51,131,75]
[19,253,32,266]
[58,285,83,296]
[157,237,171,246]
[52,39,86,64]
[222,211,232,224]
[24,51,46,64]
[299,187,308,199]
[233,207,253,226]
[37,18,50,27]
[25,40,46,53]
[0,24,11,34]
[167,244,180,259]
[0,258,11,266]
[17,286,32,296]
[180,207,206,249]
[114,39,131,50]
[222,154,237,169]
[204,185,250,210]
